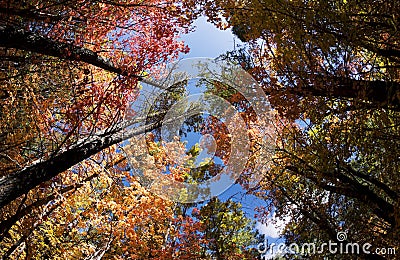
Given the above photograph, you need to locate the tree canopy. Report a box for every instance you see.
[202,0,399,258]
[1,0,399,259]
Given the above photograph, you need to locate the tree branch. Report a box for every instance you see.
[0,26,140,78]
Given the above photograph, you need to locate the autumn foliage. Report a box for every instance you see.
[1,0,400,259]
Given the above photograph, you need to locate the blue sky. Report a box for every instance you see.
[180,16,240,58]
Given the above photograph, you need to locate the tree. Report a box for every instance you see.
[0,133,262,259]
[0,1,203,257]
[0,150,185,259]
[201,0,400,110]
[195,197,262,259]
[196,0,400,258]
[0,0,198,208]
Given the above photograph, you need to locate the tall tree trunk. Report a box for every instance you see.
[0,119,160,209]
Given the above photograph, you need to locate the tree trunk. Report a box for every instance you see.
[308,75,400,109]
[0,26,138,78]
[0,119,160,209]
[271,75,400,110]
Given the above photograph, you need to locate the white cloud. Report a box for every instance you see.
[256,213,291,238]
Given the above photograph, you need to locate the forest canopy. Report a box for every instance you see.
[0,0,399,259]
